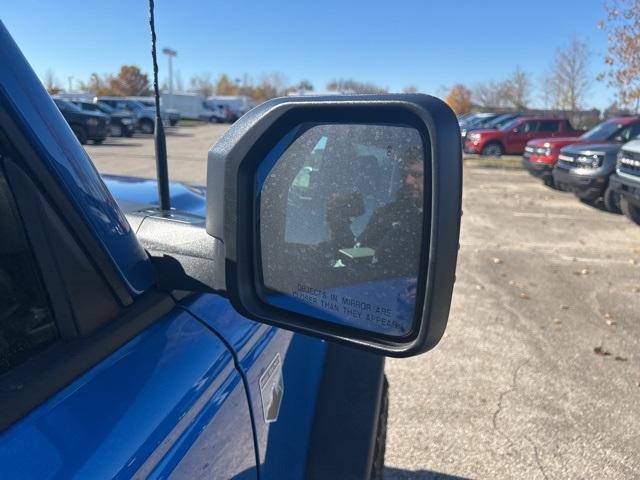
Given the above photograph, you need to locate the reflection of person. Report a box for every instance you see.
[324,191,365,256]
[358,147,425,275]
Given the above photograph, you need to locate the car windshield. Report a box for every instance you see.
[498,118,520,131]
[579,120,624,141]
[93,102,114,113]
[54,99,81,111]
[484,114,515,129]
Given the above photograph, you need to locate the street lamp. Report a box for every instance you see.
[162,47,177,109]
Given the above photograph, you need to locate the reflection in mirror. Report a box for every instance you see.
[258,123,428,337]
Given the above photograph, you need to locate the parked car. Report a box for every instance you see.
[609,139,640,224]
[129,96,181,126]
[465,116,578,156]
[69,99,136,137]
[552,142,631,212]
[96,97,164,134]
[523,117,640,186]
[52,98,109,144]
[461,113,521,143]
[459,113,502,142]
[0,23,461,480]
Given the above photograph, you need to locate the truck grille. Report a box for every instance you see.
[557,153,577,168]
[618,149,640,177]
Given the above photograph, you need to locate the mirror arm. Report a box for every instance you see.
[135,211,227,295]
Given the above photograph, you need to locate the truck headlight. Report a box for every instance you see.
[535,147,552,156]
[121,118,133,125]
[469,133,481,142]
[576,154,603,168]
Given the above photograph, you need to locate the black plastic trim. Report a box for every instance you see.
[207,94,462,357]
[304,343,385,479]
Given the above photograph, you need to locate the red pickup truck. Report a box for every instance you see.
[522,116,640,185]
[464,116,578,156]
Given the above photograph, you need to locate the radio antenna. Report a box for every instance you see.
[148,0,170,210]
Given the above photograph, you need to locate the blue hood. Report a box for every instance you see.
[102,174,207,217]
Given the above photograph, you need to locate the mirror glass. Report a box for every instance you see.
[257,123,428,337]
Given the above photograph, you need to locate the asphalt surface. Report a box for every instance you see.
[86,124,640,480]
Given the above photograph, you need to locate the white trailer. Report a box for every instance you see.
[160,92,225,122]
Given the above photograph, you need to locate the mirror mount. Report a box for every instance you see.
[206,94,462,357]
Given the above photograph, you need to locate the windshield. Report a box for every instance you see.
[93,102,114,113]
[54,99,81,112]
[484,114,516,129]
[579,120,624,141]
[498,118,520,131]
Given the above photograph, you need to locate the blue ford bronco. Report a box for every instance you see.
[0,19,461,480]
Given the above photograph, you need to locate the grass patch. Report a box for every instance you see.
[463,154,523,170]
[176,119,205,127]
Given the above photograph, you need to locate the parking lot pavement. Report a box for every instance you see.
[86,125,640,479]
[85,123,229,185]
[385,167,640,480]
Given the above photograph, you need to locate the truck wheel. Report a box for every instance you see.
[71,125,87,145]
[140,119,154,134]
[370,376,388,480]
[603,186,621,214]
[620,197,640,224]
[481,142,503,157]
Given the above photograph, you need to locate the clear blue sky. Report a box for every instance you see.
[2,0,613,108]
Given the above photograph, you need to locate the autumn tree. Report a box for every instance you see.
[598,0,640,112]
[216,74,238,96]
[403,85,419,93]
[78,73,114,95]
[108,65,151,96]
[251,72,288,102]
[546,38,591,113]
[190,72,215,98]
[43,69,62,94]
[445,84,472,114]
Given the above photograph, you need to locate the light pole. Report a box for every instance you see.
[162,47,177,109]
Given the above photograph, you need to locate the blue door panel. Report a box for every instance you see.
[0,309,257,480]
[181,294,328,479]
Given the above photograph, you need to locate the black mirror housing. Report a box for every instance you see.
[206,94,461,357]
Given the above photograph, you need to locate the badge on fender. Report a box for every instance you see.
[259,353,284,423]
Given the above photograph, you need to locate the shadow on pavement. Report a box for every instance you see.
[384,467,472,480]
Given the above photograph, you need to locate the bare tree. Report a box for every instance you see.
[473,80,508,109]
[43,68,62,94]
[599,0,640,112]
[403,85,419,93]
[327,79,388,94]
[175,70,184,91]
[190,72,215,98]
[502,67,531,110]
[546,38,591,113]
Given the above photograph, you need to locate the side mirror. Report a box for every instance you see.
[512,127,520,133]
[206,94,461,357]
